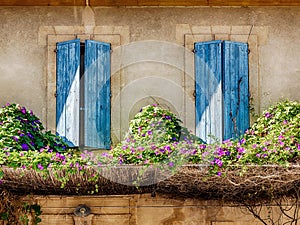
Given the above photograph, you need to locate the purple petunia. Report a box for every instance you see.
[164,115,171,120]
[199,144,206,150]
[12,136,19,142]
[214,158,223,167]
[21,143,29,151]
[239,138,246,144]
[27,132,34,139]
[216,147,225,157]
[237,147,245,154]
[164,145,171,152]
[265,112,272,118]
[20,107,26,114]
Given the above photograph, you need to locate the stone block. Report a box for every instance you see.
[214,34,230,40]
[231,25,253,35]
[211,25,231,34]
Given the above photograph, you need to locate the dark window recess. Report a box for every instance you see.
[79,43,85,149]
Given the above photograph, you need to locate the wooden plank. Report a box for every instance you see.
[38,206,130,215]
[137,0,208,6]
[39,215,74,225]
[90,0,138,6]
[36,196,131,208]
[0,0,85,6]
[56,39,80,146]
[209,0,300,6]
[194,41,223,144]
[222,41,249,140]
[90,0,300,6]
[84,40,111,149]
[1,0,300,6]
[93,215,130,225]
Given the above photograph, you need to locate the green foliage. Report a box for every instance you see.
[240,100,300,165]
[0,100,298,190]
[111,104,205,166]
[110,100,299,176]
[0,103,68,153]
[129,104,182,142]
[208,100,300,175]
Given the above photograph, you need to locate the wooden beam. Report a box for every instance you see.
[89,0,300,6]
[89,0,138,7]
[0,0,85,6]
[0,0,299,6]
[208,0,300,6]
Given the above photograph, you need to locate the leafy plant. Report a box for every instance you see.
[111,104,205,166]
[0,103,68,153]
[129,104,182,142]
[240,100,300,165]
[208,100,300,175]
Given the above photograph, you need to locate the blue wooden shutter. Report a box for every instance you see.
[56,39,80,147]
[194,40,249,143]
[194,41,223,143]
[222,41,249,140]
[84,40,111,149]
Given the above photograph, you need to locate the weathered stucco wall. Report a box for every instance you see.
[0,6,299,142]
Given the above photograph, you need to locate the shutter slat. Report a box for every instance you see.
[56,39,80,146]
[84,40,111,149]
[222,41,249,140]
[194,41,223,143]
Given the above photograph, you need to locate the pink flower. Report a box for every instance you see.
[265,112,272,118]
[168,162,174,167]
[37,164,44,170]
[20,107,26,114]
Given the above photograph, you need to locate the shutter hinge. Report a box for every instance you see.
[54,48,58,53]
[54,91,57,97]
[192,49,196,53]
[248,49,251,54]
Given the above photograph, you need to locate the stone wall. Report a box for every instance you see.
[0,6,299,143]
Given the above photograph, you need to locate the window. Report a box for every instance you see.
[56,39,111,150]
[194,40,249,143]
